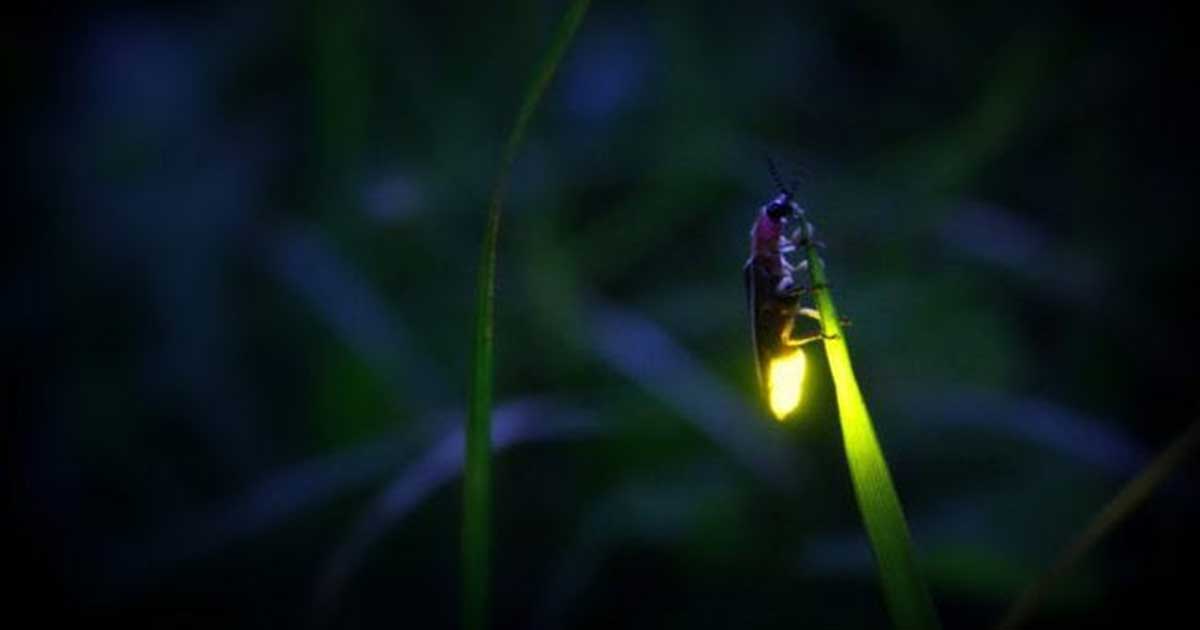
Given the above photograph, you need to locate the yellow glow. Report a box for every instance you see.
[767,349,807,420]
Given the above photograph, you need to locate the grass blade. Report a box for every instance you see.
[801,225,942,630]
[995,418,1200,630]
[462,3,589,630]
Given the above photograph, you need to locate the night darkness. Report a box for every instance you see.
[7,2,1200,628]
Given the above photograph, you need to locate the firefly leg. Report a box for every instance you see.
[788,225,825,249]
[779,302,820,322]
[784,330,839,346]
[777,282,810,301]
[784,331,823,347]
[775,283,807,310]
[796,308,852,327]
[793,239,826,250]
[778,314,836,347]
[784,282,852,327]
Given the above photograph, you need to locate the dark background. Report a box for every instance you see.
[8,1,1199,628]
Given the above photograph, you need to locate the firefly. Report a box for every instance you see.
[744,168,826,420]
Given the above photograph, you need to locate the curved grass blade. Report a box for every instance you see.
[463,3,589,630]
[800,225,941,630]
[995,418,1200,630]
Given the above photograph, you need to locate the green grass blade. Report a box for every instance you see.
[802,234,942,630]
[995,418,1200,630]
[462,3,589,630]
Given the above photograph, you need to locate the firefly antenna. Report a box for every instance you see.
[765,153,799,201]
[768,152,806,204]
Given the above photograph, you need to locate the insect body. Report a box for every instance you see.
[744,191,824,420]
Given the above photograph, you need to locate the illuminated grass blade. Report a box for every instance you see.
[995,418,1200,630]
[462,3,589,630]
[801,225,941,630]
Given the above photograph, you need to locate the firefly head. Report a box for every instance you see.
[763,194,797,224]
[752,193,800,250]
[764,153,801,223]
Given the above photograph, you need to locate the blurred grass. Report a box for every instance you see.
[997,419,1200,630]
[463,3,589,629]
